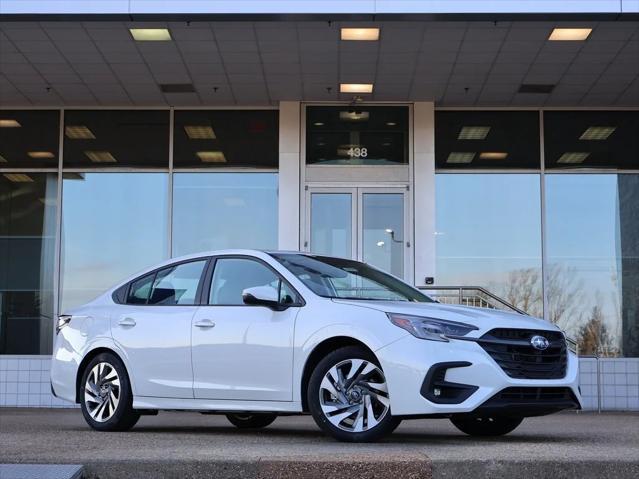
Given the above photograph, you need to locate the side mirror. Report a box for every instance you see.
[242,286,285,310]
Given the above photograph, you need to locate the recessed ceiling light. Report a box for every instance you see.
[580,126,616,141]
[65,125,95,140]
[84,151,117,163]
[340,84,374,94]
[341,28,380,41]
[27,151,55,159]
[130,28,172,41]
[313,122,324,126]
[3,173,33,182]
[446,152,475,164]
[480,152,508,160]
[184,125,216,140]
[339,111,370,121]
[0,119,21,127]
[557,152,590,164]
[458,126,490,140]
[549,28,592,41]
[196,151,226,163]
[386,122,396,126]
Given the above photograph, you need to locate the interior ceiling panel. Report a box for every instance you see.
[0,20,637,106]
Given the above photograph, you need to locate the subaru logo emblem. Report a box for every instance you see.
[530,335,550,350]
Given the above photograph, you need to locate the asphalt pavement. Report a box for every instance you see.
[1,408,638,478]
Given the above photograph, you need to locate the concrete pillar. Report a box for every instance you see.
[413,102,436,286]
[278,101,301,250]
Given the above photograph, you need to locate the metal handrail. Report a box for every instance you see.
[418,285,527,315]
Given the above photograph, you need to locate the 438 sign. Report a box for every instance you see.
[347,147,368,158]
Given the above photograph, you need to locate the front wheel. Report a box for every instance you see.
[225,413,277,429]
[450,416,523,436]
[308,346,401,442]
[80,352,140,431]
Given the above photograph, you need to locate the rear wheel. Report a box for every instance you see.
[308,346,401,442]
[80,352,140,431]
[225,413,277,429]
[450,416,523,436]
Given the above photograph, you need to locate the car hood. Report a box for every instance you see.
[332,299,559,333]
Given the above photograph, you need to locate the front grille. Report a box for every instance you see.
[479,328,567,379]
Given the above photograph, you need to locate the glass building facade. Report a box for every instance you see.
[0,107,638,360]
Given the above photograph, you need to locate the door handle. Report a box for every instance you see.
[118,317,136,327]
[194,319,216,329]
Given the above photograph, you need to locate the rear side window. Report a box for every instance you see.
[127,274,154,304]
[148,260,207,306]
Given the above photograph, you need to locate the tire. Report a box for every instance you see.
[79,352,140,431]
[225,413,277,429]
[450,416,523,437]
[307,345,401,442]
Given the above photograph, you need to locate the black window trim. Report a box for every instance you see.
[113,257,212,307]
[202,254,306,308]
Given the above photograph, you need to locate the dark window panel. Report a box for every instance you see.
[0,173,57,354]
[0,110,60,168]
[63,110,169,168]
[435,111,540,169]
[544,111,639,170]
[306,106,409,165]
[173,110,278,168]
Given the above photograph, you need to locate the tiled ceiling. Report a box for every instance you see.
[0,20,638,106]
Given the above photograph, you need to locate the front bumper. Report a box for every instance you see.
[376,334,583,417]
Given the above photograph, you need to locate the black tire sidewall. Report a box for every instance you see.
[80,352,139,431]
[225,413,277,429]
[450,416,523,436]
[307,345,400,442]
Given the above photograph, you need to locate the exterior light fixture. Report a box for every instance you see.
[340,84,374,94]
[341,28,380,41]
[376,241,385,247]
[130,28,172,41]
[549,28,592,41]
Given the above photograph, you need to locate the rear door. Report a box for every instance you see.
[111,258,209,398]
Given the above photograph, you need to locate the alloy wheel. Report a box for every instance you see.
[84,362,121,422]
[318,358,390,433]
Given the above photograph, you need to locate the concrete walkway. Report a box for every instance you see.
[1,408,638,478]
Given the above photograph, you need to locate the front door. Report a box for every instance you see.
[305,187,409,280]
[191,256,298,401]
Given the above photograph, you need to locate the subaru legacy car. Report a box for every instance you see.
[51,250,582,442]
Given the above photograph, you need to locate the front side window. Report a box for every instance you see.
[272,254,432,302]
[209,258,293,306]
[148,260,207,306]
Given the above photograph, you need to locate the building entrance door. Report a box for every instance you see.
[304,187,409,280]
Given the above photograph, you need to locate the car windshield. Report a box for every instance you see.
[271,253,433,302]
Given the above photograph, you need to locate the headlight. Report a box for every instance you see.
[565,334,578,355]
[56,315,72,335]
[387,313,478,342]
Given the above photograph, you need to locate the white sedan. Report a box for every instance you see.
[51,250,582,442]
